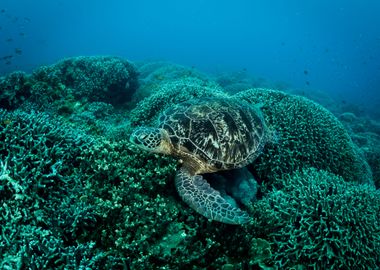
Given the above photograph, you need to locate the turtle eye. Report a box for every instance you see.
[130,127,163,151]
[139,134,148,141]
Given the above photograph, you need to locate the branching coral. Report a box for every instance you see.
[0,109,124,268]
[249,167,380,269]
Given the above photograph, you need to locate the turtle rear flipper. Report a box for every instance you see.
[175,168,251,225]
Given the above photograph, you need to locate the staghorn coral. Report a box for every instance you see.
[0,109,126,268]
[249,167,380,269]
[0,109,93,198]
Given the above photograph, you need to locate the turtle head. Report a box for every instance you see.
[130,127,172,154]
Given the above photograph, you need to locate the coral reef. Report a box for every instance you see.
[77,139,259,268]
[214,70,290,95]
[0,56,138,112]
[129,61,210,108]
[250,167,380,269]
[0,71,32,109]
[339,112,380,188]
[31,55,138,106]
[0,58,378,269]
[0,109,127,268]
[137,61,208,84]
[129,77,227,126]
[0,108,268,268]
[234,88,373,186]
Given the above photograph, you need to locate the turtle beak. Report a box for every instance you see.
[129,129,142,146]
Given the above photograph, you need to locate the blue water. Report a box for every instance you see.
[1,0,379,114]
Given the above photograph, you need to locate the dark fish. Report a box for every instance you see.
[305,81,310,86]
[5,60,11,65]
[304,70,308,75]
[1,55,13,60]
[6,38,13,42]
[19,32,25,36]
[1,9,5,13]
[14,48,22,55]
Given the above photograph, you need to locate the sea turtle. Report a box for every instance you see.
[129,97,267,224]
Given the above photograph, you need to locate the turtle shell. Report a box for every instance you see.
[158,97,267,171]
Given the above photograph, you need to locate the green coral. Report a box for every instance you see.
[77,139,188,267]
[234,88,373,186]
[338,112,380,188]
[31,55,138,106]
[350,131,380,188]
[361,137,380,188]
[0,109,126,268]
[137,61,208,83]
[0,109,93,197]
[0,71,32,109]
[250,167,380,269]
[129,77,227,126]
[1,58,379,269]
[76,139,263,269]
[0,56,138,113]
[134,61,210,103]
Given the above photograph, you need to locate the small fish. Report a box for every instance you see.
[1,9,5,13]
[304,70,309,75]
[1,55,13,60]
[5,60,12,65]
[305,81,310,86]
[23,17,31,23]
[6,38,13,42]
[19,32,25,36]
[14,48,22,55]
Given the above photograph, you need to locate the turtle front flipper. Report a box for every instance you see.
[175,168,251,225]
